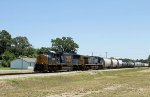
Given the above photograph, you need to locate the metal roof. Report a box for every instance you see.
[22,58,36,63]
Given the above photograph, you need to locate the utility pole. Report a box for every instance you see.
[105,52,108,58]
[92,52,93,56]
[21,47,23,69]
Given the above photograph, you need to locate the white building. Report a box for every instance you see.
[10,58,36,70]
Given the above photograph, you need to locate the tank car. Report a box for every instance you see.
[130,62,135,68]
[117,60,123,68]
[122,62,128,68]
[127,62,135,68]
[101,58,112,68]
[135,62,143,67]
[111,59,118,68]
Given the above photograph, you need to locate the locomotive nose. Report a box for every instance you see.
[34,54,49,72]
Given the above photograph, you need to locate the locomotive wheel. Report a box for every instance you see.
[82,66,86,71]
[53,66,58,72]
[48,66,59,72]
[48,65,53,72]
[73,66,77,71]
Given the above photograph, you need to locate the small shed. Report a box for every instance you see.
[10,58,36,70]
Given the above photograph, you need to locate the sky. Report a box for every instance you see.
[0,0,150,59]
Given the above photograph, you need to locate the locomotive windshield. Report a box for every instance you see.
[44,51,56,58]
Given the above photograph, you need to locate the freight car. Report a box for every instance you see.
[100,59,124,69]
[34,51,149,72]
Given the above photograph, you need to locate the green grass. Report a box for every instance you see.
[0,67,12,70]
[0,68,150,97]
[0,67,30,70]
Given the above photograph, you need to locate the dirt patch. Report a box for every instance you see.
[138,69,150,73]
[128,87,150,92]
[87,70,99,75]
[47,84,125,97]
[104,84,123,91]
[47,91,101,97]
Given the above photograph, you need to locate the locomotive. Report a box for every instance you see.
[34,51,149,72]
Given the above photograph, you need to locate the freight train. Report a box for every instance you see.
[34,51,149,72]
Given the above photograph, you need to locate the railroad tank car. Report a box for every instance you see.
[141,63,145,67]
[131,62,135,68]
[111,59,118,68]
[122,62,128,68]
[117,60,123,68]
[134,62,139,67]
[135,62,143,67]
[127,62,133,68]
[101,58,112,68]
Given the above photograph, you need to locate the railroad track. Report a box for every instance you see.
[0,68,145,77]
[0,72,36,76]
[0,70,68,76]
[0,69,72,76]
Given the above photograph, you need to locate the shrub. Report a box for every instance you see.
[2,51,15,67]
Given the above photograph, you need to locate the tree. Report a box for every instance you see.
[11,36,33,57]
[2,51,15,67]
[36,47,52,54]
[51,37,79,53]
[138,59,147,63]
[110,57,115,59]
[24,47,36,57]
[0,30,12,56]
[119,58,134,62]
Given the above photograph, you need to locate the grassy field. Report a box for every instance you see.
[0,67,12,70]
[0,68,150,97]
[0,67,33,74]
[0,67,25,70]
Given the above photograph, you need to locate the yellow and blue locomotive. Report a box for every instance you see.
[34,51,89,72]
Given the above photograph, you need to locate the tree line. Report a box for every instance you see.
[0,30,36,67]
